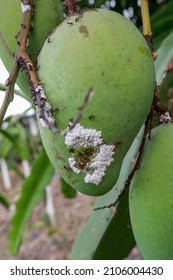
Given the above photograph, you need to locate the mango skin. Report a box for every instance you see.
[38,9,155,196]
[0,0,64,100]
[129,123,173,259]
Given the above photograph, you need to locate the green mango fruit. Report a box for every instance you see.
[37,9,155,196]
[0,0,64,100]
[129,123,173,259]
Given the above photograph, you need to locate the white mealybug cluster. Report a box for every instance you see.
[21,3,31,13]
[68,158,81,174]
[65,124,103,148]
[65,124,115,185]
[159,111,171,123]
[35,84,56,129]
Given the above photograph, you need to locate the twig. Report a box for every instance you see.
[67,88,94,132]
[0,0,33,127]
[63,0,79,17]
[16,0,58,131]
[0,61,19,127]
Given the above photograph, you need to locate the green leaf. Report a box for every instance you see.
[8,149,54,255]
[154,30,173,85]
[159,72,173,115]
[7,160,25,179]
[0,134,12,158]
[15,122,33,163]
[0,193,9,209]
[0,128,29,160]
[69,127,143,259]
[93,191,135,260]
[60,177,77,199]
[150,1,173,23]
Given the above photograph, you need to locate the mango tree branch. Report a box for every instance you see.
[0,0,32,127]
[63,0,79,17]
[15,0,59,132]
[0,62,19,127]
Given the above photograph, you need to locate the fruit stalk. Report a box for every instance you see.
[141,0,171,122]
[0,61,19,127]
[141,0,154,53]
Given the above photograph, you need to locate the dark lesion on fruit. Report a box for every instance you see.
[47,37,52,43]
[79,25,89,38]
[69,146,95,170]
[75,17,80,22]
[67,21,73,25]
[138,45,151,58]
[88,115,95,120]
[63,165,73,179]
[112,140,122,147]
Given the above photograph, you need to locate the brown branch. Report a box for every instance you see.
[63,0,79,17]
[14,0,60,132]
[0,62,19,127]
[0,0,33,127]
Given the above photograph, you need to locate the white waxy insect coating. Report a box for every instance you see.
[159,112,171,123]
[65,124,103,148]
[39,118,49,128]
[68,158,81,174]
[65,124,115,185]
[21,3,31,13]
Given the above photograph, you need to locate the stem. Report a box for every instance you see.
[0,62,19,127]
[141,0,151,36]
[141,2,169,116]
[0,0,33,127]
[141,0,154,53]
